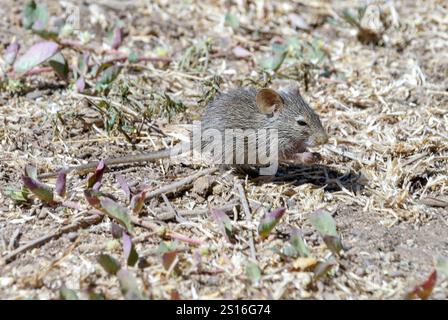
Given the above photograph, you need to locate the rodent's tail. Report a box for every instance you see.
[38,146,180,179]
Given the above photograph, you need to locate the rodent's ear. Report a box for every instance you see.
[256,88,284,115]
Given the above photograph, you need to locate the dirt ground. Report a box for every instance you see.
[0,0,447,299]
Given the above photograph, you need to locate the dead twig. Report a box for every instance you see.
[153,201,239,221]
[235,181,257,261]
[143,167,218,202]
[1,214,103,265]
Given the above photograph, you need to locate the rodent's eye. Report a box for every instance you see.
[297,120,308,126]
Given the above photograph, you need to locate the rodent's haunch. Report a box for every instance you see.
[39,86,328,179]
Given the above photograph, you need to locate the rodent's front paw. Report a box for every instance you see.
[291,152,322,164]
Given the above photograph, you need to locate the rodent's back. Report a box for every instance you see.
[201,88,267,132]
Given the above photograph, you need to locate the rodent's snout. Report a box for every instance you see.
[316,132,329,145]
[310,131,328,146]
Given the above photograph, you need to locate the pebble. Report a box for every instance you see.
[67,232,78,242]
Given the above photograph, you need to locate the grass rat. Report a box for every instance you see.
[39,86,328,178]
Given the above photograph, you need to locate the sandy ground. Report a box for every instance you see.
[0,0,447,299]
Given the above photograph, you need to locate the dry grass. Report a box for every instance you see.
[0,0,447,299]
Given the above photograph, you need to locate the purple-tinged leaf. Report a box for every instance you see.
[406,270,437,300]
[309,209,343,255]
[55,171,67,197]
[158,242,178,271]
[108,27,123,50]
[122,232,138,267]
[13,41,59,74]
[290,227,310,257]
[83,189,103,208]
[97,254,121,275]
[211,208,234,243]
[100,197,133,234]
[130,191,145,214]
[92,181,102,191]
[75,76,85,93]
[116,174,131,201]
[48,52,69,79]
[246,260,261,284]
[4,186,30,203]
[24,165,38,179]
[258,207,287,239]
[87,160,106,188]
[117,269,144,300]
[313,259,336,280]
[59,287,79,300]
[4,42,20,66]
[111,222,124,239]
[22,176,54,204]
[22,0,49,31]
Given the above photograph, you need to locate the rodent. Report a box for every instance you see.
[39,86,328,179]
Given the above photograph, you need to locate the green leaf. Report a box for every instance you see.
[48,53,69,78]
[97,65,122,85]
[4,186,30,203]
[259,50,287,72]
[117,269,144,300]
[225,12,239,29]
[290,227,310,257]
[246,260,261,284]
[77,53,89,75]
[100,197,134,234]
[309,209,343,255]
[22,0,49,31]
[258,207,287,239]
[22,176,54,204]
[97,254,121,275]
[309,209,338,237]
[14,41,59,74]
[435,256,448,278]
[86,288,105,300]
[59,287,79,300]
[128,51,139,63]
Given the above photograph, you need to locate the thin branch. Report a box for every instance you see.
[235,181,257,261]
[143,167,218,202]
[2,214,103,265]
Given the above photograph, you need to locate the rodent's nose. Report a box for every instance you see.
[317,133,329,145]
